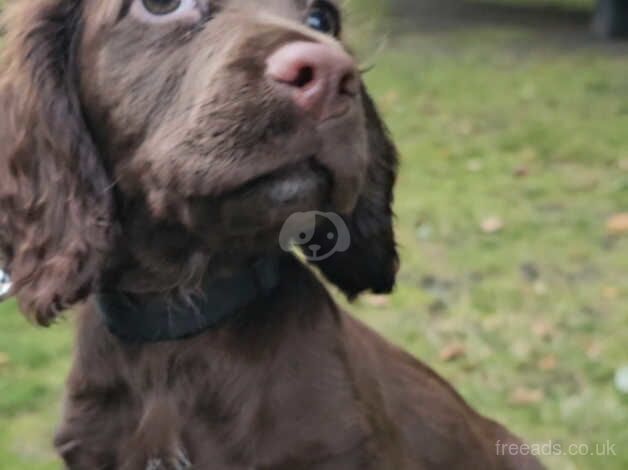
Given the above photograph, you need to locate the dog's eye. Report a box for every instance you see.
[306,2,340,36]
[132,0,201,23]
[143,0,182,15]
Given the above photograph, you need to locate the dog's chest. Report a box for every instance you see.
[57,330,383,469]
[134,362,377,469]
[182,399,376,469]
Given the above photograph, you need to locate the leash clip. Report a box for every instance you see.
[0,268,12,302]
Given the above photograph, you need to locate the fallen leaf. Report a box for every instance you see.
[531,320,555,340]
[538,355,557,371]
[607,213,628,236]
[509,387,544,405]
[602,286,619,300]
[439,343,466,362]
[480,216,504,234]
[513,165,529,178]
[0,352,9,368]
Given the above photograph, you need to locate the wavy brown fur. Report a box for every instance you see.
[0,0,113,325]
[0,1,543,469]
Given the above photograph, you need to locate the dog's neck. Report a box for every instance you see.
[96,254,283,343]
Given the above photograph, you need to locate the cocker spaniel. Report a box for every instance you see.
[0,1,543,469]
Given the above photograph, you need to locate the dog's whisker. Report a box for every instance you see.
[103,175,122,194]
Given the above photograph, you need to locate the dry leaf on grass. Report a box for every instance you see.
[509,387,544,405]
[439,342,466,362]
[606,213,628,236]
[538,355,557,371]
[480,216,504,234]
[513,166,529,178]
[531,320,555,340]
[602,286,619,300]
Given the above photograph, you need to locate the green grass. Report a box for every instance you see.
[0,302,71,470]
[349,20,628,470]
[2,2,628,469]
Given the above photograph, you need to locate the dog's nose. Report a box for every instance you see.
[266,41,359,122]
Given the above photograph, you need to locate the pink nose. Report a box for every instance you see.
[266,41,359,122]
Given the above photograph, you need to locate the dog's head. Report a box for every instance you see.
[0,0,398,325]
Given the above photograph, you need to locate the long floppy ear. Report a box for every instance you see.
[0,1,113,325]
[310,88,399,298]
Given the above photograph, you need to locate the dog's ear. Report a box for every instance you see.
[0,1,113,325]
[309,88,399,298]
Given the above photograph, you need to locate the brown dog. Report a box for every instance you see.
[0,1,543,468]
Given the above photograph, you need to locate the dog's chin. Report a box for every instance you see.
[267,163,328,206]
[218,159,332,235]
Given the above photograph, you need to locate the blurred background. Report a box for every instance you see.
[1,0,627,469]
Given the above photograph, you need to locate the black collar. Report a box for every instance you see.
[96,256,282,343]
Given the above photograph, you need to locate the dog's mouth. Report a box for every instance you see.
[216,157,332,234]
[253,157,331,205]
[226,156,332,205]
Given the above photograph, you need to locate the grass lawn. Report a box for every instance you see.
[1,1,628,469]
